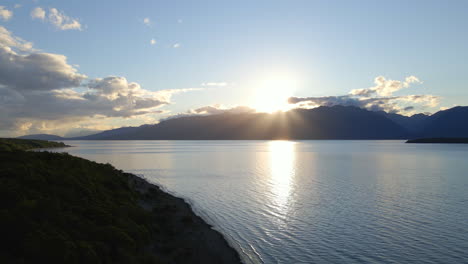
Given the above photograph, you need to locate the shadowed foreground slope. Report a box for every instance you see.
[0,139,240,264]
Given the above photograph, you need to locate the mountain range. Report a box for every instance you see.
[18,106,468,140]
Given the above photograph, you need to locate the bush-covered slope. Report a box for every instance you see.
[0,139,240,264]
[0,138,67,151]
[0,151,157,264]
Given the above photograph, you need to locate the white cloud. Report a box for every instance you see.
[189,104,254,115]
[14,4,22,9]
[162,104,255,121]
[48,8,82,31]
[0,26,34,51]
[289,76,438,115]
[201,82,228,87]
[150,38,156,45]
[31,7,45,20]
[173,43,180,48]
[143,17,151,26]
[350,75,422,97]
[177,19,183,23]
[31,7,83,31]
[0,6,13,21]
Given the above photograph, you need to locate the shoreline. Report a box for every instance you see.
[126,173,242,263]
[406,138,468,144]
[0,138,241,263]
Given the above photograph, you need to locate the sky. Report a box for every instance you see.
[1,0,467,136]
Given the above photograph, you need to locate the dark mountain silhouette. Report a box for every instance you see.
[74,106,410,140]
[378,112,429,133]
[69,126,144,140]
[19,106,468,140]
[418,106,468,137]
[17,134,64,140]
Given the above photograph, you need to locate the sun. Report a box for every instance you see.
[251,76,297,113]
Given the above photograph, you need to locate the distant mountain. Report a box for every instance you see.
[17,134,64,140]
[24,106,468,140]
[78,106,410,140]
[64,129,102,138]
[379,112,429,133]
[71,126,145,140]
[418,106,468,137]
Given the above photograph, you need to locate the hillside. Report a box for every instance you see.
[0,139,240,263]
[418,107,468,137]
[17,134,65,140]
[76,106,410,140]
[0,138,68,151]
[18,106,468,140]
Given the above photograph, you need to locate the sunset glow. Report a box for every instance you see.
[251,76,297,113]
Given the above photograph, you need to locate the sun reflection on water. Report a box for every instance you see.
[269,141,296,209]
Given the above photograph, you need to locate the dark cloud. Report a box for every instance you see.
[0,26,196,136]
[0,47,86,91]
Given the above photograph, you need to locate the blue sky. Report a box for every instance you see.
[0,0,467,136]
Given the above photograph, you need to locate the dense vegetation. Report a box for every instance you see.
[0,150,158,263]
[0,138,241,264]
[0,138,68,151]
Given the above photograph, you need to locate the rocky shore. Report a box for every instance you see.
[128,174,241,263]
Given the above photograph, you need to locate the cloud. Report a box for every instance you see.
[48,8,82,31]
[0,26,198,136]
[0,6,13,21]
[350,75,422,97]
[0,26,34,51]
[31,7,82,31]
[31,7,45,20]
[150,38,156,45]
[0,46,86,91]
[189,104,255,115]
[14,4,22,9]
[201,82,228,87]
[161,104,255,121]
[177,19,183,23]
[143,17,151,26]
[289,76,438,115]
[173,43,180,48]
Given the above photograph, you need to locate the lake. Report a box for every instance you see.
[55,140,468,263]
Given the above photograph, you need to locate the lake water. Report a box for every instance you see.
[55,140,468,263]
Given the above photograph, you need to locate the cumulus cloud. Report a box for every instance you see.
[31,7,82,31]
[289,76,438,115]
[31,7,46,20]
[350,76,422,97]
[173,43,180,48]
[0,26,198,136]
[0,47,86,91]
[0,6,13,21]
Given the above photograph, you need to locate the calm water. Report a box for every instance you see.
[54,140,468,263]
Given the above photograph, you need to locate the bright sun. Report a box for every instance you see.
[251,76,297,113]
